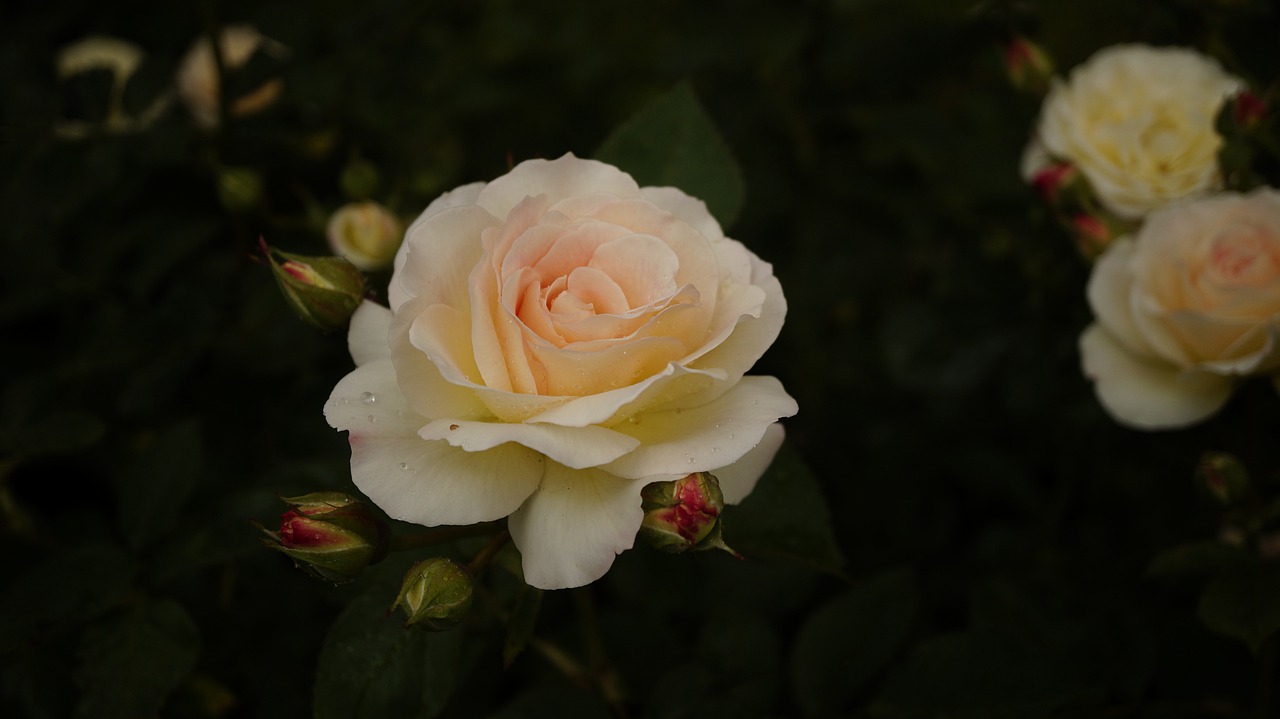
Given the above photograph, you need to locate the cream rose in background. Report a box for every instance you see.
[327,200,402,271]
[1024,44,1242,220]
[1080,188,1280,429]
[325,154,796,589]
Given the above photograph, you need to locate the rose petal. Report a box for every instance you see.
[711,422,785,504]
[601,375,797,478]
[348,301,392,366]
[398,205,497,310]
[476,154,643,219]
[1086,237,1161,360]
[325,359,545,525]
[641,186,724,241]
[526,362,728,428]
[417,418,639,470]
[1080,323,1234,429]
[507,463,647,589]
[392,183,487,311]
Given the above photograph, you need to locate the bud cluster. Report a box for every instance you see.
[258,492,389,583]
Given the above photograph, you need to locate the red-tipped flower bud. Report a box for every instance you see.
[261,237,365,330]
[259,492,388,583]
[1196,452,1251,506]
[1231,90,1267,131]
[1030,162,1078,205]
[1004,36,1055,96]
[1068,212,1129,259]
[639,471,736,555]
[392,557,473,631]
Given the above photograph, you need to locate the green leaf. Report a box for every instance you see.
[1146,540,1252,579]
[503,585,543,668]
[0,543,137,653]
[595,81,745,228]
[722,442,845,575]
[1198,562,1280,654]
[75,598,201,719]
[790,568,918,715]
[117,419,203,550]
[315,589,463,719]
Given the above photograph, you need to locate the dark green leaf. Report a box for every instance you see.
[1198,561,1280,653]
[595,81,745,227]
[790,568,918,715]
[314,589,463,719]
[722,442,844,575]
[503,585,543,668]
[0,543,137,653]
[75,598,201,719]
[1146,540,1252,578]
[117,419,203,550]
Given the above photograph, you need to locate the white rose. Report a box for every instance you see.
[175,25,284,129]
[324,154,797,589]
[327,201,402,271]
[1080,188,1280,429]
[1027,44,1242,220]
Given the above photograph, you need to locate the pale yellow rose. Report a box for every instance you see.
[1081,188,1280,428]
[175,25,284,129]
[325,155,795,589]
[326,201,402,271]
[1027,44,1242,220]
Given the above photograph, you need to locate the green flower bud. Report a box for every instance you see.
[261,237,365,330]
[639,471,736,556]
[1197,452,1251,506]
[217,167,265,214]
[340,156,382,200]
[1004,36,1055,96]
[259,492,389,583]
[392,557,473,631]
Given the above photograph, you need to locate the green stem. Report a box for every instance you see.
[467,529,510,575]
[389,521,502,552]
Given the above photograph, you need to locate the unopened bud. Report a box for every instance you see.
[326,201,401,271]
[1197,452,1250,506]
[261,237,365,330]
[1004,37,1055,95]
[1069,212,1128,259]
[1030,162,1078,205]
[217,167,264,214]
[259,492,389,583]
[340,156,382,200]
[392,557,473,630]
[640,471,736,555]
[1232,91,1267,131]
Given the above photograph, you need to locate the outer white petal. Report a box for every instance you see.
[325,359,545,525]
[418,419,639,470]
[390,181,487,311]
[348,301,393,366]
[640,186,725,241]
[1080,324,1234,430]
[1086,237,1159,359]
[508,463,648,590]
[475,154,643,218]
[711,422,785,504]
[601,376,797,479]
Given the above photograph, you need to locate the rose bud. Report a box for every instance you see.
[1068,212,1127,259]
[1196,452,1251,506]
[261,237,365,330]
[326,201,402,272]
[259,492,389,583]
[216,166,264,214]
[1029,162,1078,206]
[1229,90,1267,132]
[1004,36,1054,96]
[392,557,473,631]
[639,471,736,554]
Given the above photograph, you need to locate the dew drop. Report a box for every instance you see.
[361,392,377,405]
[711,446,719,453]
[398,462,408,470]
[687,457,695,464]
[449,424,460,431]
[367,415,376,423]
[728,433,736,440]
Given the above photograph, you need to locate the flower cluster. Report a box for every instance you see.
[1021,42,1280,429]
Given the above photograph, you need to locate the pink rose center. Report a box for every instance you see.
[1206,222,1280,287]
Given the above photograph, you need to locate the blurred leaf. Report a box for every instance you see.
[117,419,203,550]
[2,409,105,459]
[74,598,200,719]
[595,81,745,227]
[1146,541,1252,579]
[0,543,137,653]
[723,442,844,575]
[315,589,463,719]
[790,568,918,715]
[1198,562,1280,654]
[488,686,611,719]
[503,585,542,668]
[875,629,1098,718]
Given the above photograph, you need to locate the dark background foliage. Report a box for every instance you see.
[3,0,1280,716]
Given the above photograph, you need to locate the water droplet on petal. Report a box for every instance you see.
[361,392,377,404]
[398,462,408,470]
[367,415,376,423]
